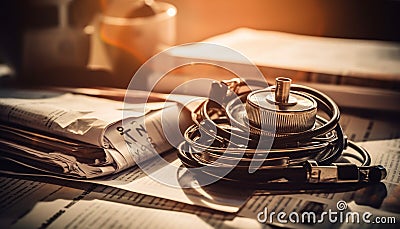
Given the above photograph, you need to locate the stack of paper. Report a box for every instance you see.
[0,89,188,178]
[150,28,400,96]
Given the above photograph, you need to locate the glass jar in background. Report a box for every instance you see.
[97,0,177,88]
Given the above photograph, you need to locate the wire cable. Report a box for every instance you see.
[177,79,386,186]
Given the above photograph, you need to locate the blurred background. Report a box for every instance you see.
[170,0,400,43]
[0,0,399,89]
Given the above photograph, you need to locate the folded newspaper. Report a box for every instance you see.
[0,89,191,178]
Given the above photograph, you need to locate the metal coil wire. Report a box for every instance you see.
[177,80,375,186]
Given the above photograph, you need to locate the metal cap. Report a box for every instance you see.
[246,77,317,133]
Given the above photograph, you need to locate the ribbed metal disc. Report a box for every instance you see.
[246,89,317,133]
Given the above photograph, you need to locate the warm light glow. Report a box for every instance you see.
[167,7,176,17]
[83,25,95,35]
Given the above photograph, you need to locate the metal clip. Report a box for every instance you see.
[305,160,360,183]
[359,165,387,182]
[221,78,246,94]
[209,78,246,106]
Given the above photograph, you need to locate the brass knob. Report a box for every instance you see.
[245,77,317,133]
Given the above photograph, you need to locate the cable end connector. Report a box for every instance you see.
[360,165,387,183]
[304,160,386,184]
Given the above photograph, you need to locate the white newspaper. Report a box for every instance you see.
[202,28,400,81]
[0,90,182,178]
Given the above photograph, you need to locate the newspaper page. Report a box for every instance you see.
[0,89,189,178]
[0,89,170,147]
[0,176,259,229]
[201,28,400,81]
[340,114,400,142]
